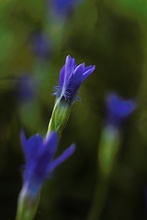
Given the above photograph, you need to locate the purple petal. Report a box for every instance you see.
[72,63,84,86]
[33,147,53,183]
[106,93,136,127]
[82,65,95,82]
[44,131,58,160]
[107,93,136,118]
[50,0,83,20]
[59,65,65,88]
[20,130,43,161]
[64,55,76,84]
[23,131,59,190]
[48,144,75,172]
[55,55,96,104]
[31,32,51,59]
[64,63,84,101]
[18,74,36,102]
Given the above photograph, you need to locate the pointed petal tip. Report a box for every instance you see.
[81,63,85,69]
[20,129,43,141]
[82,64,96,82]
[66,54,76,63]
[92,65,96,70]
[66,54,73,62]
[47,144,76,172]
[68,143,76,153]
[88,65,96,72]
[73,63,84,77]
[60,143,76,160]
[66,54,72,59]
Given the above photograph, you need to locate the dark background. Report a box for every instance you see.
[0,0,147,219]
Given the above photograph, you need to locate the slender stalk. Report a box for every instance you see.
[86,175,108,220]
[46,100,71,138]
[87,125,120,220]
[16,186,40,220]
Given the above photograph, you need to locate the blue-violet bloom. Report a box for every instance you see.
[50,0,83,20]
[106,93,136,128]
[54,55,95,104]
[20,130,75,198]
[30,32,51,60]
[17,73,37,103]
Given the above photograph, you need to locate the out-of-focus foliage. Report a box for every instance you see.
[1,0,147,220]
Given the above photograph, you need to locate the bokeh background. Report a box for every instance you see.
[1,0,147,219]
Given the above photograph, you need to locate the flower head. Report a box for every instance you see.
[54,55,95,104]
[21,130,75,198]
[17,74,37,103]
[50,0,83,20]
[30,32,51,60]
[106,93,136,127]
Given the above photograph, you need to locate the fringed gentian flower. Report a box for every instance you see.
[30,32,51,60]
[88,94,136,219]
[47,55,95,136]
[16,131,75,220]
[98,93,136,177]
[54,55,95,104]
[21,130,75,197]
[17,74,37,103]
[106,93,136,128]
[50,0,83,20]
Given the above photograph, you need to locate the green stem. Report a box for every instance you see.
[16,188,40,220]
[86,176,108,220]
[46,100,71,138]
[87,125,120,220]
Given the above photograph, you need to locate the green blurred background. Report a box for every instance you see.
[1,0,147,219]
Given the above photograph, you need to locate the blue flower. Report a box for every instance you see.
[106,93,136,127]
[17,74,37,103]
[54,55,95,104]
[50,0,83,20]
[20,131,75,198]
[30,32,51,60]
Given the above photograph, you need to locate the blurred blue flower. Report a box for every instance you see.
[54,55,95,104]
[31,32,51,60]
[50,0,83,20]
[17,74,37,103]
[106,93,136,127]
[21,131,75,198]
